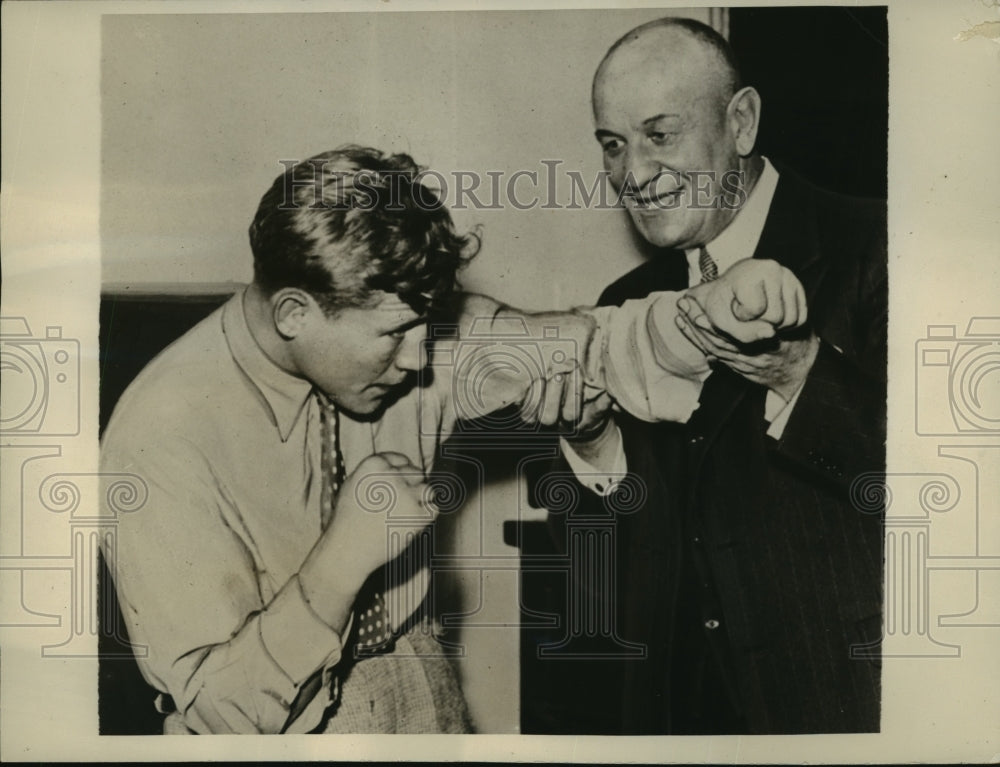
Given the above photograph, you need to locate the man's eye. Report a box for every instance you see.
[649,131,674,145]
[601,138,624,155]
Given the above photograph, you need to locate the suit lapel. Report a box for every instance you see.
[754,166,830,303]
[658,247,690,291]
[691,169,826,454]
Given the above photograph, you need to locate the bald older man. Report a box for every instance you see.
[553,17,887,734]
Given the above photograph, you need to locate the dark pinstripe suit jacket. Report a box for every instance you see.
[589,167,887,734]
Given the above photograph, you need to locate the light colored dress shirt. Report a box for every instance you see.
[100,286,709,733]
[102,292,448,734]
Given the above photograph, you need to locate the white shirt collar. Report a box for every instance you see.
[685,157,780,286]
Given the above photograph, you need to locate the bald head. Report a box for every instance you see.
[593,18,741,118]
[590,17,761,250]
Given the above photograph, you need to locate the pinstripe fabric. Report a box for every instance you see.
[587,165,886,734]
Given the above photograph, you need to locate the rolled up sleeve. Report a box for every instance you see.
[581,293,710,423]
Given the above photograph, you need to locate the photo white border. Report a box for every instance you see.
[2,0,998,762]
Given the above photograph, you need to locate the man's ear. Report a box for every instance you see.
[728,86,762,157]
[272,288,313,339]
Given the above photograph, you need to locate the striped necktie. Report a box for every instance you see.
[698,245,719,283]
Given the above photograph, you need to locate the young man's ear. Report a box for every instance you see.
[272,289,313,339]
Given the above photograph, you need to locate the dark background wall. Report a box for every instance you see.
[730,5,888,198]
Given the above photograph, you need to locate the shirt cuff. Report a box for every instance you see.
[764,384,805,440]
[259,574,346,686]
[559,424,628,496]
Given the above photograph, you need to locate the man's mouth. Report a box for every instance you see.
[625,170,687,210]
[626,187,684,211]
[369,375,410,393]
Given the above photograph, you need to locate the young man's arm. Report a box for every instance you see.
[432,258,809,434]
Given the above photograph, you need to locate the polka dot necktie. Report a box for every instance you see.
[317,392,346,531]
[698,245,719,283]
[316,392,393,656]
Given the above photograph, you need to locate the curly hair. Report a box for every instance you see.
[249,145,479,318]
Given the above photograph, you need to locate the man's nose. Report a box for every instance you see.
[394,324,428,372]
[618,144,662,194]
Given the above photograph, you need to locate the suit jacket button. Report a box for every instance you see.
[704,618,720,630]
[689,435,704,445]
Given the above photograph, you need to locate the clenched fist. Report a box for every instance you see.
[678,258,808,345]
[675,258,820,402]
[298,452,436,630]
